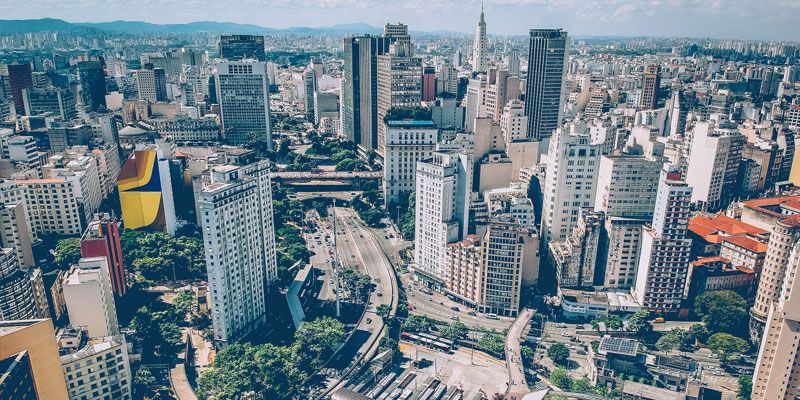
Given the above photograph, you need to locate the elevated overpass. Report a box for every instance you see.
[270,171,382,192]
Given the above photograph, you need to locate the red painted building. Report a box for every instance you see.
[422,66,436,102]
[80,213,127,296]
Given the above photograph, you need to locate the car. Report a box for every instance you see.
[555,323,566,328]
[467,311,477,316]
[450,306,460,311]
[576,350,587,355]
[377,291,383,297]
[561,332,571,337]
[576,325,585,329]
[450,316,460,321]
[366,318,372,324]
[486,313,499,320]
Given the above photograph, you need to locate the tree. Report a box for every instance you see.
[134,366,155,389]
[173,290,194,321]
[690,323,710,343]
[547,343,570,366]
[376,304,392,321]
[401,314,433,333]
[278,138,292,158]
[695,291,749,337]
[656,330,683,353]
[737,375,752,400]
[478,330,506,355]
[440,321,468,342]
[520,344,534,364]
[549,367,572,390]
[707,333,749,360]
[54,237,81,269]
[571,377,593,393]
[626,310,653,334]
[295,317,346,358]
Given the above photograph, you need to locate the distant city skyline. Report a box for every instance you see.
[5,0,800,41]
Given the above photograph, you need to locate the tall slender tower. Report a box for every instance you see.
[524,29,567,140]
[473,3,488,73]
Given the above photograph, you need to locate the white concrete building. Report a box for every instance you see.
[633,166,693,315]
[59,332,132,400]
[62,257,120,338]
[215,60,272,146]
[685,120,744,211]
[472,5,488,73]
[198,160,277,346]
[134,69,157,103]
[500,99,528,146]
[414,152,472,286]
[541,120,601,243]
[752,241,800,400]
[382,120,438,207]
[17,178,83,235]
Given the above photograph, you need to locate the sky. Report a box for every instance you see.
[6,0,800,41]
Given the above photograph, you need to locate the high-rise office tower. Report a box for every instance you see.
[479,213,528,316]
[639,65,661,110]
[752,241,800,399]
[541,121,600,244]
[0,202,34,269]
[383,119,438,206]
[472,4,488,73]
[633,165,692,315]
[436,62,458,97]
[77,61,107,112]
[550,209,604,288]
[483,67,520,123]
[0,319,69,400]
[215,60,272,146]
[219,35,266,61]
[6,64,32,115]
[342,35,390,150]
[0,248,39,321]
[594,152,663,289]
[303,68,317,123]
[464,74,487,133]
[414,152,473,286]
[422,66,436,102]
[153,68,168,102]
[685,120,744,212]
[507,50,520,75]
[524,29,567,140]
[377,25,423,154]
[134,69,157,102]
[500,99,528,145]
[62,257,120,337]
[751,213,800,338]
[80,214,126,297]
[198,161,277,346]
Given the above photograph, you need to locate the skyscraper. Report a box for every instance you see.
[541,121,600,244]
[342,35,390,150]
[472,4,488,73]
[80,214,126,297]
[6,64,32,115]
[0,319,69,400]
[633,166,693,315]
[198,161,277,346]
[219,35,266,61]
[77,61,107,112]
[414,152,473,287]
[685,120,744,211]
[303,68,317,123]
[752,241,800,399]
[639,65,661,110]
[215,60,273,146]
[422,66,436,102]
[377,23,423,154]
[62,257,120,338]
[0,248,39,321]
[523,29,567,140]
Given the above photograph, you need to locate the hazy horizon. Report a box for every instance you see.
[4,0,800,42]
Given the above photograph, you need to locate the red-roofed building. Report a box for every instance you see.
[80,213,126,297]
[686,257,756,304]
[688,213,769,257]
[740,195,800,231]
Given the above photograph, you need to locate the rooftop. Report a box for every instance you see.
[386,119,436,127]
[688,213,768,244]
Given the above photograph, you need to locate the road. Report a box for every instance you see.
[401,274,513,332]
[319,208,399,397]
[506,308,534,397]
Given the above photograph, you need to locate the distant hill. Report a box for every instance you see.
[0,18,394,35]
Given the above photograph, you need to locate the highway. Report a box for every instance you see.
[400,273,513,332]
[317,208,399,398]
[505,308,535,398]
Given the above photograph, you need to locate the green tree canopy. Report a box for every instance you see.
[707,333,750,360]
[549,367,572,390]
[695,291,749,338]
[547,343,570,366]
[401,314,433,333]
[54,237,82,269]
[737,375,752,400]
[439,321,468,341]
[626,310,653,334]
[478,330,506,355]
